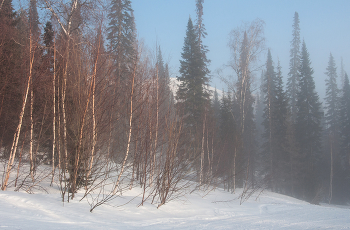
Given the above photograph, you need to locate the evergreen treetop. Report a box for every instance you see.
[324,53,340,132]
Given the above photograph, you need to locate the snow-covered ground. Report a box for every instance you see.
[1,178,350,230]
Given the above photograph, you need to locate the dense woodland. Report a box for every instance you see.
[0,0,350,211]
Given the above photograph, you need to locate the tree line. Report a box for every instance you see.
[0,0,349,210]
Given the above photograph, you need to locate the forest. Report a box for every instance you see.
[0,0,349,212]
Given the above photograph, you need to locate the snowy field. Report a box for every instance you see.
[1,179,350,230]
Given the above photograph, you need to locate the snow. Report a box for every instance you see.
[1,175,350,230]
[169,77,222,99]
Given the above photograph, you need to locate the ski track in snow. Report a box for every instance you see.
[1,186,350,230]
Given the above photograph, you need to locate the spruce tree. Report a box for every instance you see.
[157,46,171,98]
[107,0,136,81]
[295,41,322,202]
[261,49,277,190]
[339,73,350,202]
[287,12,301,123]
[219,91,237,190]
[212,88,221,128]
[340,73,350,164]
[324,53,341,203]
[176,17,210,131]
[195,0,210,69]
[324,53,340,133]
[261,50,288,192]
[274,59,289,192]
[29,0,40,40]
[0,0,23,150]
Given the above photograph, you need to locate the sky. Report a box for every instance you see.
[132,0,350,101]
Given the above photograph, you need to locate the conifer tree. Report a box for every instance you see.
[340,73,350,164]
[261,51,288,192]
[219,91,237,190]
[274,60,289,192]
[339,73,350,202]
[29,0,39,39]
[325,53,340,133]
[195,0,209,68]
[157,46,171,99]
[324,53,340,203]
[0,0,23,150]
[287,12,301,123]
[340,57,345,88]
[176,17,210,131]
[295,41,322,202]
[261,49,277,190]
[255,71,265,158]
[212,88,221,127]
[107,0,136,81]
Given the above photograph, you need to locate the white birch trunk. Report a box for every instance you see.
[30,80,34,181]
[51,37,56,185]
[111,58,136,196]
[200,114,206,185]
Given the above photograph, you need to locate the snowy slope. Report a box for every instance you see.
[1,182,350,230]
[169,77,222,99]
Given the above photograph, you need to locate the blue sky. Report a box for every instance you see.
[133,0,350,100]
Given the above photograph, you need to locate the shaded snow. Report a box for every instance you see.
[1,181,350,229]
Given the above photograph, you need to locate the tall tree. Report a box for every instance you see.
[29,0,39,39]
[261,51,289,192]
[324,53,340,133]
[107,0,136,82]
[340,73,350,166]
[176,17,210,131]
[219,91,237,190]
[339,73,350,203]
[228,19,265,188]
[274,59,289,192]
[212,88,221,127]
[0,0,23,151]
[295,41,323,202]
[324,53,340,203]
[340,57,345,89]
[287,12,301,123]
[195,0,209,67]
[261,49,277,190]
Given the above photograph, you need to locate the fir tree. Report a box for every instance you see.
[212,88,221,128]
[261,49,277,190]
[261,50,288,192]
[176,17,210,131]
[324,53,341,204]
[107,0,136,81]
[195,0,210,68]
[295,41,322,202]
[43,21,54,52]
[274,59,289,192]
[339,73,350,202]
[0,0,23,149]
[340,73,350,164]
[324,53,340,133]
[219,91,237,190]
[29,0,39,39]
[287,12,301,123]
